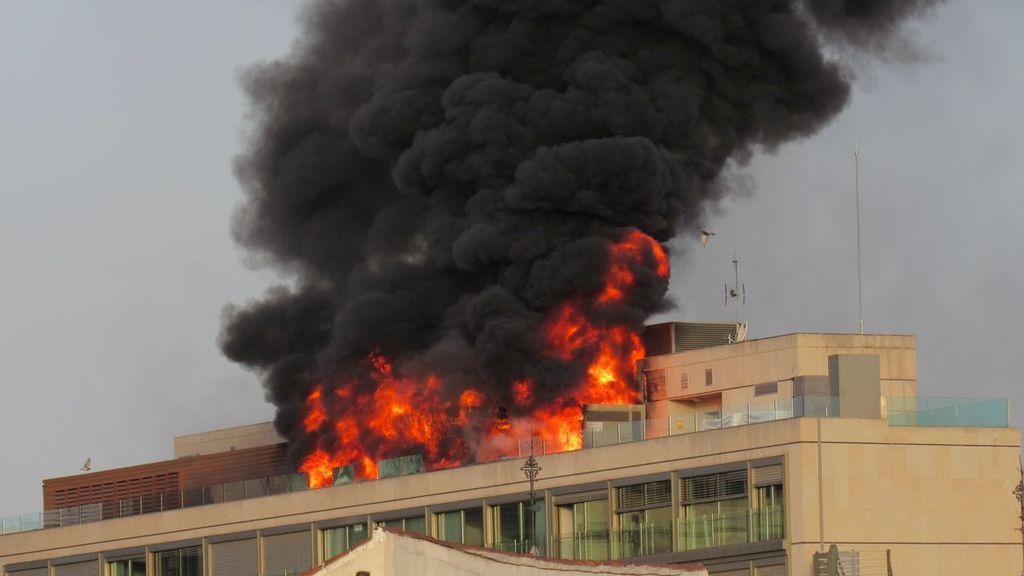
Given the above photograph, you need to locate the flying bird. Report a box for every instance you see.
[700,230,715,247]
[81,458,91,472]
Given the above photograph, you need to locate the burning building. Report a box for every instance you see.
[2,330,1020,576]
[218,0,945,492]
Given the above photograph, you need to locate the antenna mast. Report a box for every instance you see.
[855,144,864,335]
[724,255,748,343]
[732,256,741,324]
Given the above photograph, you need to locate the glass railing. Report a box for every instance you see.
[611,522,673,558]
[887,397,1009,428]
[0,512,44,535]
[490,539,546,555]
[556,530,611,561]
[0,473,311,536]
[678,507,783,551]
[583,396,840,448]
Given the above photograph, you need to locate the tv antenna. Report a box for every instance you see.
[854,143,865,335]
[724,255,748,342]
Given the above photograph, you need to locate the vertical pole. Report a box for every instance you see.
[855,145,864,335]
[817,418,825,553]
[1014,456,1024,576]
[521,438,542,555]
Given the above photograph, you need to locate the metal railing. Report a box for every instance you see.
[814,546,893,576]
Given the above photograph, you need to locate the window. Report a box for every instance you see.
[262,531,311,576]
[376,515,425,534]
[705,369,714,387]
[323,523,368,560]
[614,481,672,558]
[209,538,257,576]
[644,369,666,401]
[109,558,145,576]
[491,501,545,554]
[754,382,779,397]
[436,508,483,546]
[154,547,201,576]
[556,498,609,561]
[680,470,748,550]
[752,464,784,541]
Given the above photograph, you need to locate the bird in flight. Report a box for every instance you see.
[700,230,715,247]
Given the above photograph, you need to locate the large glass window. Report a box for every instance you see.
[154,546,201,576]
[614,481,672,558]
[109,558,145,576]
[491,501,545,554]
[323,523,368,560]
[679,470,749,550]
[753,484,784,541]
[376,515,425,534]
[436,508,483,546]
[557,498,609,561]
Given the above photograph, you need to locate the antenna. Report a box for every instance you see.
[724,254,748,342]
[855,144,864,335]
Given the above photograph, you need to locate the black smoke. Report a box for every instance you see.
[220,0,940,467]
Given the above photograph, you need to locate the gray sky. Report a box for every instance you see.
[0,1,1021,517]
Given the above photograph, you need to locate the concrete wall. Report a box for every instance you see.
[644,333,917,406]
[173,422,283,459]
[790,418,1020,576]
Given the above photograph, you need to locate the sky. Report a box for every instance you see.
[0,1,1021,517]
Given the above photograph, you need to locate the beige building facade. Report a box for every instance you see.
[1,332,1019,576]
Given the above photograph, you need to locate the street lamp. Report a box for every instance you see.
[521,440,542,555]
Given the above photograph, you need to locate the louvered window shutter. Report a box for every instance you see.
[262,531,311,576]
[210,538,257,576]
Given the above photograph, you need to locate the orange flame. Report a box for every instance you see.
[298,229,668,488]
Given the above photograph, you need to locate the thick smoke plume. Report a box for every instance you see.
[221,0,938,472]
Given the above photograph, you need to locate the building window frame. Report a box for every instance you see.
[612,480,672,559]
[321,523,368,561]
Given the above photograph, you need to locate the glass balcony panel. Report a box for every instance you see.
[887,397,1009,427]
[747,399,780,423]
[679,503,752,550]
[751,506,784,541]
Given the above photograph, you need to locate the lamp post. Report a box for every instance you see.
[1014,457,1024,576]
[521,439,542,555]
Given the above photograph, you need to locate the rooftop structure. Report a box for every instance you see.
[1,331,1019,576]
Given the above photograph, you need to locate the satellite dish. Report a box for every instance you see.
[81,458,91,472]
